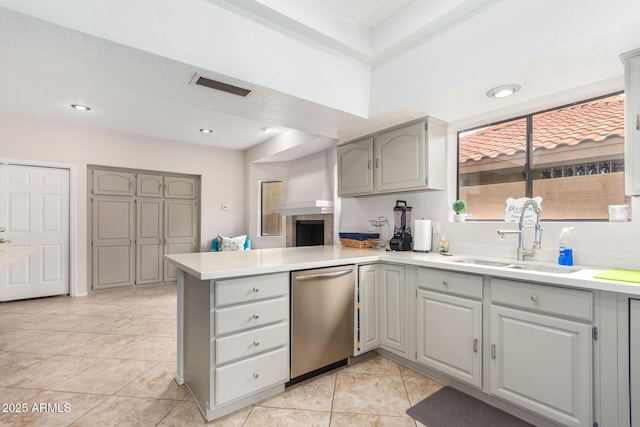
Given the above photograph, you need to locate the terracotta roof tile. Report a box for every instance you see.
[459,94,624,163]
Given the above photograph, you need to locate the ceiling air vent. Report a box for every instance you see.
[192,74,252,97]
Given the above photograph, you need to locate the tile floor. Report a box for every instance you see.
[0,284,442,426]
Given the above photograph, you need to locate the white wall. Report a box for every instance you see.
[0,112,245,296]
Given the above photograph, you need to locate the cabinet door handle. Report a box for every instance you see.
[473,338,478,353]
[0,238,10,244]
[252,287,260,293]
[442,280,448,287]
[375,158,380,168]
[491,344,496,359]
[368,160,372,170]
[253,341,260,347]
[530,294,538,302]
[636,114,639,130]
[253,373,260,379]
[253,313,260,319]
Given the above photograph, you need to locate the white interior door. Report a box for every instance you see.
[0,164,70,301]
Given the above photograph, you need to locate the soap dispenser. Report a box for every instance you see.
[558,227,574,266]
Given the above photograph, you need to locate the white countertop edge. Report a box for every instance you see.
[165,246,640,296]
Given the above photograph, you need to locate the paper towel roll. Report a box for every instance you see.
[413,219,432,252]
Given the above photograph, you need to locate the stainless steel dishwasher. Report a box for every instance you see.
[290,265,355,380]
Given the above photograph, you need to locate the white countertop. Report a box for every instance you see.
[165,246,640,296]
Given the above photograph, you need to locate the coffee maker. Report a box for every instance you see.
[389,200,412,251]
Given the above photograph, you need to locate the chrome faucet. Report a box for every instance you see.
[497,199,543,261]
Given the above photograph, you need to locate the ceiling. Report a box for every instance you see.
[1,0,640,159]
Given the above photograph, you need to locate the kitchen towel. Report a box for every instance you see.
[413,219,432,252]
[593,269,640,284]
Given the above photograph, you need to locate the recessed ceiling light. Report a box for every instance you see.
[199,128,213,134]
[486,84,521,99]
[260,127,274,133]
[70,104,91,111]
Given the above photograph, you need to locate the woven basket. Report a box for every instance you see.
[340,238,373,248]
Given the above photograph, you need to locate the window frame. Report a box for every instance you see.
[456,91,625,222]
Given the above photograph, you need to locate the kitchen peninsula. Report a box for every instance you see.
[166,245,640,426]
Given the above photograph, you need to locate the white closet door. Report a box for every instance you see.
[0,164,70,301]
[92,197,135,289]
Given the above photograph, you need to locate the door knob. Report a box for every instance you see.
[0,238,10,244]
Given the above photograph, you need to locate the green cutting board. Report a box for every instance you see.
[593,269,640,284]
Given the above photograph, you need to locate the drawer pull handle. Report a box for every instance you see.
[253,287,260,293]
[491,344,496,359]
[253,341,260,347]
[253,313,260,319]
[442,280,448,287]
[530,294,538,302]
[253,373,260,379]
[473,338,478,353]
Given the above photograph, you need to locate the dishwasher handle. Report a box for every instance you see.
[295,269,352,281]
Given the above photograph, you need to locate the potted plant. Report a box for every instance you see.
[452,199,467,222]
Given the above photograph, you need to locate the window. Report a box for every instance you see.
[458,92,630,220]
[261,181,283,236]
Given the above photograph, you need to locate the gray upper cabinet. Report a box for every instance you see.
[375,123,426,192]
[92,170,135,196]
[337,138,374,196]
[164,176,197,199]
[622,48,640,196]
[136,173,163,198]
[337,117,447,197]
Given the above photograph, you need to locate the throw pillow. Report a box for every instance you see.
[218,235,247,251]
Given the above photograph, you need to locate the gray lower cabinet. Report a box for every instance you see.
[183,272,289,421]
[90,167,198,289]
[357,264,407,356]
[489,279,593,427]
[630,299,640,424]
[357,265,380,353]
[379,264,407,355]
[416,268,482,388]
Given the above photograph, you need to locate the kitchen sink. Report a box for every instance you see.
[453,257,581,274]
[453,258,512,267]
[506,264,581,274]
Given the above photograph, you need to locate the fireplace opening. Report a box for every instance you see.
[295,220,324,246]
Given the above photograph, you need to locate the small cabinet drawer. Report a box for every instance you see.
[214,273,288,307]
[215,347,289,405]
[215,297,288,336]
[491,278,593,321]
[215,322,288,365]
[417,268,482,299]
